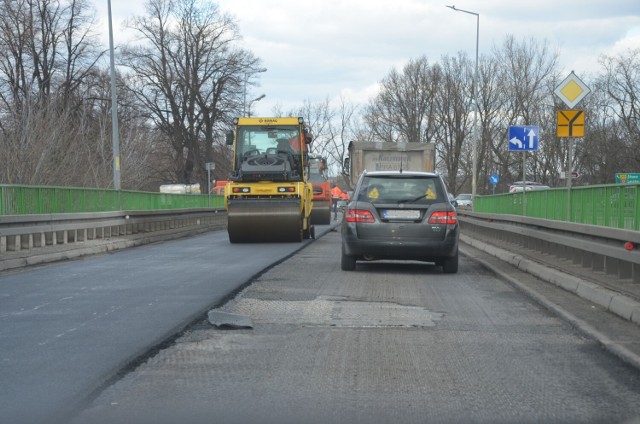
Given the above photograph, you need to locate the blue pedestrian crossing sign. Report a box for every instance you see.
[509,126,539,151]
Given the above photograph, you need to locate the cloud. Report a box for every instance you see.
[94,0,640,116]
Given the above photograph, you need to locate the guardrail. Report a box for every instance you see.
[0,209,227,257]
[458,210,640,285]
[474,183,640,231]
[0,184,224,215]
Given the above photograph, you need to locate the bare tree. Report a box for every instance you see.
[433,53,473,194]
[578,81,630,184]
[364,56,440,144]
[0,0,105,185]
[286,97,359,184]
[120,0,261,188]
[324,97,359,184]
[489,35,559,190]
[598,48,640,166]
[292,98,334,158]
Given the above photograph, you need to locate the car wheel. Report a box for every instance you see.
[441,252,458,274]
[341,249,356,271]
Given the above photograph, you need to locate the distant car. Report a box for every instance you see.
[447,193,457,207]
[509,181,550,193]
[341,171,459,273]
[454,193,473,209]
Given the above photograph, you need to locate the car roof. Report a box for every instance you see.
[510,180,544,185]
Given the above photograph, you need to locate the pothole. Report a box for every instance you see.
[221,296,443,328]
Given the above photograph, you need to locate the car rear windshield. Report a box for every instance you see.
[357,175,444,205]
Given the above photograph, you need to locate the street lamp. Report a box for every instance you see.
[247,94,265,117]
[447,4,479,202]
[243,68,268,115]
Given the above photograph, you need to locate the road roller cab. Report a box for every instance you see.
[225,117,315,243]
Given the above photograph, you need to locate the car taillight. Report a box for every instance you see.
[345,209,375,223]
[428,211,458,225]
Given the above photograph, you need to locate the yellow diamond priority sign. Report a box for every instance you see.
[554,71,590,108]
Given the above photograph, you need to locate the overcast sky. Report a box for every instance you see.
[97,0,640,116]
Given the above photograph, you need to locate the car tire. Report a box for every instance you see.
[341,249,356,271]
[441,252,458,274]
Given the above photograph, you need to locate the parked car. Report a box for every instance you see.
[341,171,459,273]
[454,193,473,209]
[508,181,550,193]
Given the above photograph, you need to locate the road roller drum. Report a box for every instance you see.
[227,199,302,243]
[310,201,330,225]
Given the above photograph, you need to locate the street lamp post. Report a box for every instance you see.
[247,94,265,117]
[243,68,267,116]
[107,0,121,190]
[447,5,479,202]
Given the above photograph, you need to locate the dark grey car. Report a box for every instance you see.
[341,171,459,273]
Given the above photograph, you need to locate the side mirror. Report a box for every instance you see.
[225,131,234,145]
[303,127,313,144]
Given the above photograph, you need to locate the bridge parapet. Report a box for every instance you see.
[0,209,226,270]
[459,210,640,286]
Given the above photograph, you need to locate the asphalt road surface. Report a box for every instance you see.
[0,227,329,424]
[73,230,640,424]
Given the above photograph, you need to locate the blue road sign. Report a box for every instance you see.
[489,174,499,185]
[508,126,539,151]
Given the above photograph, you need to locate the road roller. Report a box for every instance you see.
[308,156,331,225]
[224,117,315,243]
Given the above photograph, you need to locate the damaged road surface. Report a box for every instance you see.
[75,231,640,424]
[207,310,253,329]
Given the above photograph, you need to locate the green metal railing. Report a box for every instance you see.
[0,185,225,216]
[4,183,638,231]
[474,183,640,231]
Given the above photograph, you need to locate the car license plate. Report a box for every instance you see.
[382,209,420,220]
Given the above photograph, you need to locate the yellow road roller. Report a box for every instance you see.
[225,117,314,243]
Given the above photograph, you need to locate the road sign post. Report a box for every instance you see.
[489,174,499,195]
[554,72,591,221]
[206,162,215,207]
[508,126,539,215]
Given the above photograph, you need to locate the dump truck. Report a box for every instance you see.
[345,141,436,186]
[308,156,331,225]
[225,117,314,243]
